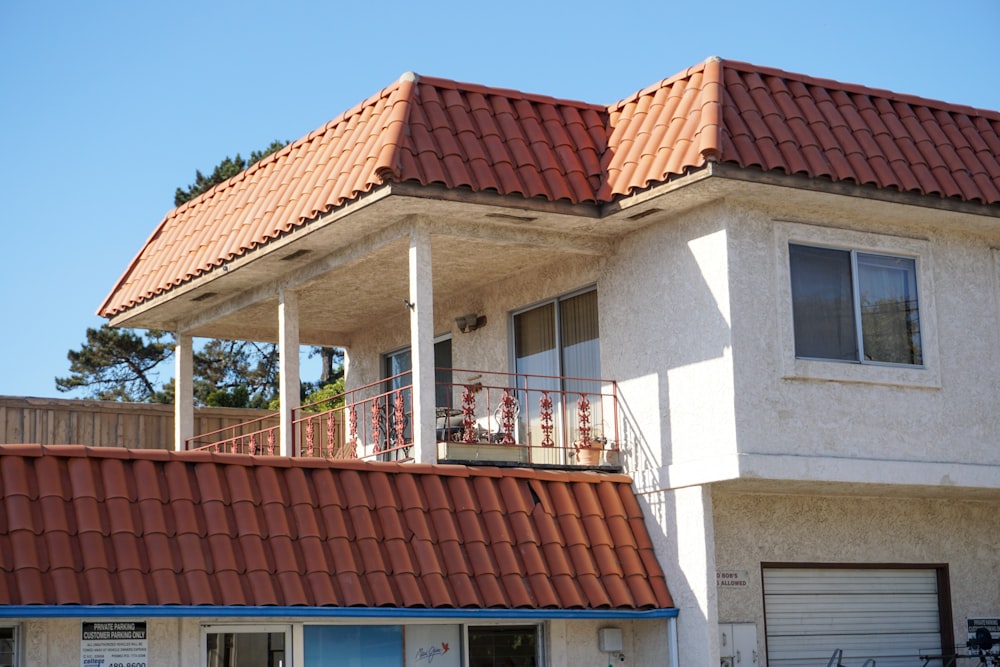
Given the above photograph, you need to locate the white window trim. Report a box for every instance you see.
[774,221,941,389]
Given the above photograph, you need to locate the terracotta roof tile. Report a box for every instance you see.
[113,59,988,316]
[3,446,675,610]
[100,59,1000,319]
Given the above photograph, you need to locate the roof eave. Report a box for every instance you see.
[0,605,678,620]
[709,162,1000,219]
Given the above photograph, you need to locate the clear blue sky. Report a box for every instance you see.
[1,0,998,399]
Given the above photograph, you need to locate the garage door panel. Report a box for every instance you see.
[763,569,938,594]
[765,611,940,635]
[767,633,943,666]
[763,567,943,667]
[765,592,940,612]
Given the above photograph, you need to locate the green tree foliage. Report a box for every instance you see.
[174,139,287,207]
[194,339,279,409]
[59,325,282,407]
[299,376,347,414]
[56,327,173,402]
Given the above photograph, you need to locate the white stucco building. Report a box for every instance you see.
[3,57,999,667]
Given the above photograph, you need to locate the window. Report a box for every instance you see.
[379,337,452,459]
[468,625,541,667]
[304,625,403,667]
[0,626,17,667]
[205,626,289,667]
[513,289,601,457]
[789,244,922,365]
[384,337,452,408]
[299,624,540,666]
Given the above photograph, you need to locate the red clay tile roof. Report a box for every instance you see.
[0,445,673,611]
[99,58,1000,318]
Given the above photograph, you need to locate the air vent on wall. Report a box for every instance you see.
[485,212,538,223]
[281,249,311,261]
[625,208,663,221]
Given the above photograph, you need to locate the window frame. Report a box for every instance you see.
[201,623,292,667]
[775,221,940,389]
[466,622,545,667]
[789,243,923,366]
[0,624,20,667]
[293,621,545,667]
[509,286,602,456]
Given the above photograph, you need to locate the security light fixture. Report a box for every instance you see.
[455,313,487,333]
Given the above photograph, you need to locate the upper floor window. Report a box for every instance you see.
[789,243,922,366]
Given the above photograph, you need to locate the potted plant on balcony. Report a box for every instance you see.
[574,435,605,466]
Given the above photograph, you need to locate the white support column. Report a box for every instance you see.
[409,225,436,463]
[174,333,194,451]
[278,288,301,457]
[664,485,721,667]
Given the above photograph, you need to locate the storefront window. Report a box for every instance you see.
[304,625,403,667]
[467,625,539,667]
[205,627,288,667]
[0,625,17,667]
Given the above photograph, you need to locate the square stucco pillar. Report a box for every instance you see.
[672,486,719,665]
[409,225,436,463]
[279,288,300,457]
[649,485,721,667]
[174,333,194,451]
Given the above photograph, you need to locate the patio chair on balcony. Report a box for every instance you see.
[373,405,410,462]
[435,407,466,442]
[478,392,520,445]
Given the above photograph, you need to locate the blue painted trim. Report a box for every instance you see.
[0,605,678,620]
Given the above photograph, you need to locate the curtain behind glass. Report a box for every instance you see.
[514,303,557,378]
[858,253,922,364]
[560,290,600,394]
[790,245,857,361]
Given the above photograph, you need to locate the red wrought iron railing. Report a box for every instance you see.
[292,374,413,462]
[186,411,281,455]
[188,369,620,468]
[433,369,619,467]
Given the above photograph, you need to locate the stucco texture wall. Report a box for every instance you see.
[600,202,738,490]
[21,617,194,666]
[712,491,1000,660]
[726,194,1000,484]
[548,618,669,667]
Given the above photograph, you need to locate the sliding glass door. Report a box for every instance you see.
[513,289,600,460]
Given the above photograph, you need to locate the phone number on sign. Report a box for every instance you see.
[108,663,146,667]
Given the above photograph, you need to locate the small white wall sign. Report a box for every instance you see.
[717,570,750,588]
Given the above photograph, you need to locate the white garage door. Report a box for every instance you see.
[763,567,943,667]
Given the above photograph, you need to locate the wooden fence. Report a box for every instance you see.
[0,395,277,450]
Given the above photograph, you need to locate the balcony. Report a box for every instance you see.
[186,369,621,470]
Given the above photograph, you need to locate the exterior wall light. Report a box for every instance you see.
[455,313,487,333]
